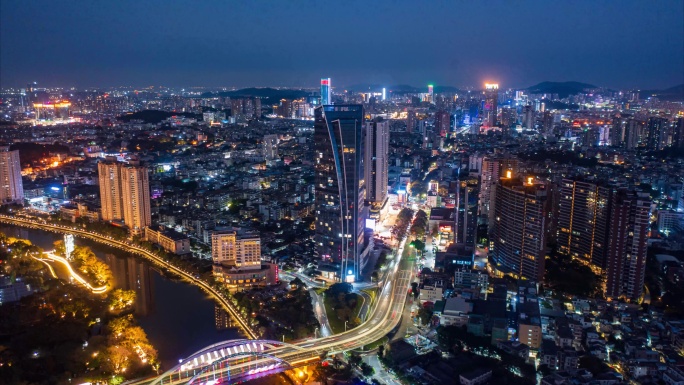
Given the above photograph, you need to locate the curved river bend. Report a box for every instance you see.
[0,224,242,370]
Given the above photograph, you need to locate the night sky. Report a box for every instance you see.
[1,0,682,89]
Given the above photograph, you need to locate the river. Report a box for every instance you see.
[0,224,243,370]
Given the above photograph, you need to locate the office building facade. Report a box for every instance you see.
[211,229,261,270]
[364,118,389,206]
[455,174,479,251]
[483,83,499,127]
[321,78,331,105]
[314,105,365,281]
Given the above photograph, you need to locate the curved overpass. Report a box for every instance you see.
[0,215,257,339]
[133,218,417,385]
[1,214,417,385]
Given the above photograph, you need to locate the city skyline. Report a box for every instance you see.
[1,1,683,89]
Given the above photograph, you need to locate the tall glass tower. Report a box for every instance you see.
[321,78,331,105]
[314,105,365,282]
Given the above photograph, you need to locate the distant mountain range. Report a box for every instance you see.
[640,84,684,101]
[526,81,597,98]
[206,87,312,105]
[199,83,683,103]
[118,110,201,124]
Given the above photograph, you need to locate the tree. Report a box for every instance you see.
[103,345,131,374]
[417,307,433,325]
[109,289,136,311]
[360,362,374,377]
[325,282,353,298]
[108,315,134,337]
[348,353,362,367]
[289,277,305,289]
[410,240,425,253]
[53,240,66,257]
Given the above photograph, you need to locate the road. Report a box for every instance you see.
[141,212,419,385]
[2,214,416,385]
[0,215,257,340]
[364,354,401,385]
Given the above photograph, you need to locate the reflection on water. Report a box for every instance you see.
[215,305,234,330]
[0,224,242,369]
[105,253,155,316]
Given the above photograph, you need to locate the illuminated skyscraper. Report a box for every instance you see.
[483,83,499,127]
[491,176,550,281]
[455,174,479,252]
[0,147,23,204]
[98,157,124,221]
[646,117,667,151]
[557,179,612,268]
[314,105,365,281]
[321,78,331,105]
[556,179,650,300]
[605,190,650,300]
[98,157,151,234]
[428,84,434,103]
[364,118,389,206]
[478,156,518,226]
[121,161,151,235]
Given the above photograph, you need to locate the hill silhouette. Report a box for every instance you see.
[117,110,201,124]
[527,81,596,98]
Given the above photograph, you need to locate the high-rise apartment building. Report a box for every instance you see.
[263,134,279,160]
[435,110,450,137]
[605,190,650,300]
[0,147,24,204]
[542,111,554,138]
[98,157,151,234]
[478,156,518,226]
[364,118,389,206]
[321,78,331,105]
[211,229,261,270]
[98,157,124,221]
[406,108,417,133]
[523,105,535,129]
[557,179,613,269]
[491,176,550,281]
[121,161,151,234]
[483,83,499,127]
[314,105,365,281]
[556,178,651,300]
[646,117,667,151]
[673,117,684,149]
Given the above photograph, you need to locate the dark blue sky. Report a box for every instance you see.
[1,0,682,89]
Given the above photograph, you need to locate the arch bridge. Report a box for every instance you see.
[134,339,323,385]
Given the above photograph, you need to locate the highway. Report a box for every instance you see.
[145,216,417,385]
[1,214,417,385]
[0,215,258,340]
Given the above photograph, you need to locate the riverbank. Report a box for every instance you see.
[0,223,244,370]
[0,232,158,384]
[0,215,256,339]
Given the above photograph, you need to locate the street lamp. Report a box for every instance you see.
[314,327,319,338]
[345,321,348,332]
